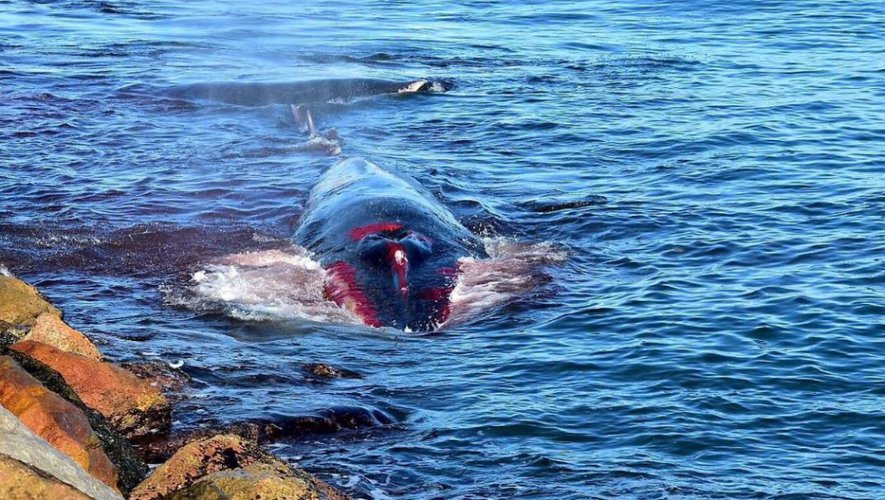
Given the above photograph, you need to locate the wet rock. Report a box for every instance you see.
[10,340,171,440]
[0,454,93,500]
[136,406,395,464]
[134,422,274,464]
[170,461,349,500]
[0,319,29,347]
[5,349,149,495]
[121,360,191,394]
[0,274,61,326]
[301,362,362,380]
[0,356,119,490]
[319,405,395,429]
[130,434,347,500]
[253,405,396,441]
[22,312,102,360]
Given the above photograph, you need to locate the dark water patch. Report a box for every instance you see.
[518,196,608,214]
[3,223,289,278]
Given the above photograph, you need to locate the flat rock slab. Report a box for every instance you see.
[0,356,119,490]
[0,404,122,500]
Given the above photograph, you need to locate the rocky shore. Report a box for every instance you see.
[0,272,348,500]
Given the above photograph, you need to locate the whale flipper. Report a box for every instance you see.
[289,104,341,155]
[290,104,317,137]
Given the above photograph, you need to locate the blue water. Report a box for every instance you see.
[2,0,884,497]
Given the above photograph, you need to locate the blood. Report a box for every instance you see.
[349,222,404,241]
[323,261,382,327]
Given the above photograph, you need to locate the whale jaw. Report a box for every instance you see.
[323,260,456,332]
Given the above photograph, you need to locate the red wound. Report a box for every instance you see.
[350,222,404,241]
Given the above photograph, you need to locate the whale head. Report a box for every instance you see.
[323,223,459,332]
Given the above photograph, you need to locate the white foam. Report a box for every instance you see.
[0,266,11,277]
[168,246,361,325]
[443,238,567,327]
[34,233,102,248]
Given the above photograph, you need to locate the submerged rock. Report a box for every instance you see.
[23,312,103,360]
[10,340,171,440]
[121,360,191,394]
[0,275,61,326]
[130,434,347,500]
[301,362,362,380]
[0,356,119,490]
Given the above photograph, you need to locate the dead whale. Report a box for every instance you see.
[167,78,563,330]
[164,78,437,106]
[294,157,487,331]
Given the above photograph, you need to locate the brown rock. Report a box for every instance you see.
[129,434,271,500]
[10,341,170,439]
[23,312,102,360]
[171,462,349,500]
[130,434,347,500]
[0,454,92,500]
[0,275,61,326]
[5,351,149,495]
[0,356,118,490]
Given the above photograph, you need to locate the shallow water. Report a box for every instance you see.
[2,0,884,498]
